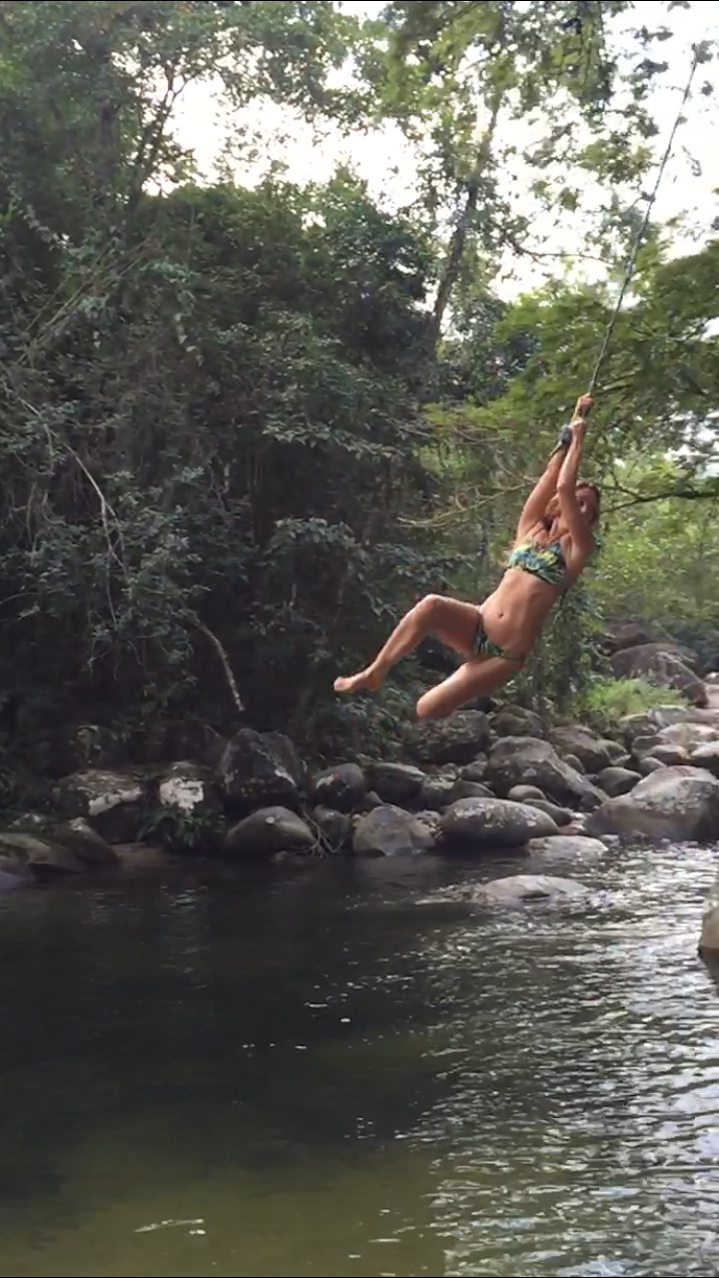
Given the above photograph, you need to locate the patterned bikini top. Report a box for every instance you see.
[507,536,568,588]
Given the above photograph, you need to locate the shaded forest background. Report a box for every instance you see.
[1,0,718,770]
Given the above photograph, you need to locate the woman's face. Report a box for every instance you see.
[576,485,600,525]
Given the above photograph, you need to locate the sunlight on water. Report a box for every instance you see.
[0,841,716,1277]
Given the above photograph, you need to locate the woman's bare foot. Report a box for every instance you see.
[333,666,384,695]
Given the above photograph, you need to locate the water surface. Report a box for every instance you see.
[0,840,716,1277]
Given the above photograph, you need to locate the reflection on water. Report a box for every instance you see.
[0,841,716,1277]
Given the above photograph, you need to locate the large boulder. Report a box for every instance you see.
[587,766,719,842]
[441,797,557,849]
[353,805,435,858]
[311,763,366,813]
[690,743,719,778]
[224,806,315,857]
[405,710,490,765]
[548,724,615,773]
[54,768,151,843]
[0,831,88,877]
[366,762,426,806]
[486,737,604,811]
[657,723,719,751]
[610,646,706,706]
[490,704,546,740]
[218,729,304,814]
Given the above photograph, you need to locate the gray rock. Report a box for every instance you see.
[353,805,435,858]
[658,723,719,751]
[487,736,603,811]
[470,874,589,907]
[459,756,488,782]
[0,831,85,876]
[595,766,642,797]
[508,784,546,802]
[367,762,426,806]
[699,874,719,957]
[564,753,585,774]
[54,768,151,843]
[441,797,558,849]
[587,765,719,842]
[645,743,689,766]
[690,743,719,779]
[490,704,546,739]
[406,710,490,765]
[224,806,315,857]
[529,835,609,858]
[637,756,666,776]
[610,645,706,706]
[450,779,495,802]
[522,798,574,826]
[312,763,366,813]
[549,725,614,773]
[49,818,119,867]
[218,729,303,814]
[420,770,459,811]
[311,806,353,851]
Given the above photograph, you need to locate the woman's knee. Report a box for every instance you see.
[414,593,444,622]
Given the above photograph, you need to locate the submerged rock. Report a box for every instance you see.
[699,875,719,957]
[470,874,589,907]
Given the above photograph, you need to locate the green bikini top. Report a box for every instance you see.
[508,530,602,588]
[507,536,568,587]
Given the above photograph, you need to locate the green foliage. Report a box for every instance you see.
[578,675,689,733]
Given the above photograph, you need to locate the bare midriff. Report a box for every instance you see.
[479,567,565,658]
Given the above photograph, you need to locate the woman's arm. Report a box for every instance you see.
[514,394,592,541]
[557,396,595,557]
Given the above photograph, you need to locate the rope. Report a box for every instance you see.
[584,43,702,397]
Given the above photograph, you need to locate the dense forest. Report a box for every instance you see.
[0,0,717,769]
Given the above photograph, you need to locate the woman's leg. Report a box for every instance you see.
[334,594,480,696]
[416,654,520,721]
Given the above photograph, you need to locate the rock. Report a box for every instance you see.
[699,875,719,957]
[610,645,706,706]
[490,704,546,739]
[548,724,614,773]
[414,810,443,842]
[450,779,495,801]
[353,805,435,858]
[49,818,118,867]
[114,842,174,871]
[587,766,719,842]
[595,766,642,797]
[564,753,585,774]
[470,874,589,907]
[441,797,558,849]
[311,806,353,851]
[645,743,689,766]
[522,798,574,826]
[358,790,383,812]
[602,621,654,653]
[508,784,546,802]
[367,762,426,806]
[223,806,315,858]
[529,835,609,858]
[657,723,719,751]
[406,710,490,765]
[312,763,366,813]
[690,743,719,778]
[637,756,666,776]
[620,712,660,746]
[54,768,150,843]
[0,831,85,877]
[218,729,303,814]
[420,770,459,811]
[487,737,603,811]
[459,756,488,782]
[611,638,699,672]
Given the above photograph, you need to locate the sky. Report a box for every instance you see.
[172,0,719,300]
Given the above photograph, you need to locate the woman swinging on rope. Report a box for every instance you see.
[334,395,600,721]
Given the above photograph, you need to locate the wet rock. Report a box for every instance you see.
[224,806,315,858]
[54,768,150,843]
[548,724,615,773]
[353,805,435,858]
[406,710,490,765]
[311,806,352,851]
[699,875,719,957]
[529,834,609,858]
[312,763,366,813]
[414,810,443,842]
[420,770,459,811]
[587,766,719,842]
[595,766,642,797]
[490,704,546,739]
[367,762,426,806]
[470,874,589,907]
[522,798,574,826]
[0,831,85,877]
[218,729,303,815]
[50,818,118,867]
[487,737,603,811]
[441,797,557,849]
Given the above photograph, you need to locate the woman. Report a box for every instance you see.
[334,394,600,720]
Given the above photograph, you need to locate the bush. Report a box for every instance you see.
[578,675,688,732]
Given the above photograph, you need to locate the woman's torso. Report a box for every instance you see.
[480,534,573,654]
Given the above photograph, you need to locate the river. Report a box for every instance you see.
[0,839,716,1278]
